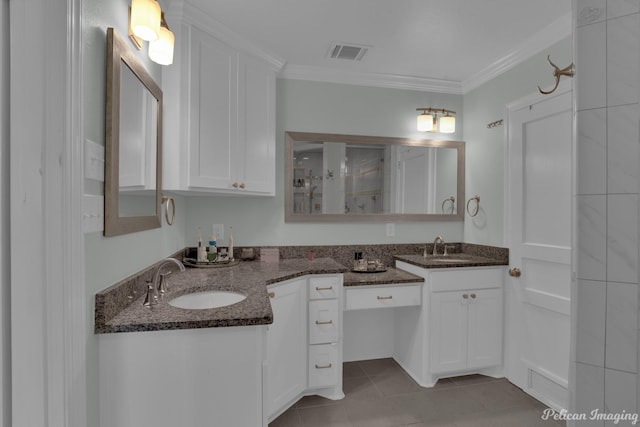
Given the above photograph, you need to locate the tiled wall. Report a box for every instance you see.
[574,0,640,424]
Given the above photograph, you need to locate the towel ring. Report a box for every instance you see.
[466,195,480,217]
[441,196,455,214]
[162,195,176,226]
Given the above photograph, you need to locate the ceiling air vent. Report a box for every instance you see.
[327,43,369,61]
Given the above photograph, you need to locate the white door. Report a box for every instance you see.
[505,82,572,411]
[396,146,435,213]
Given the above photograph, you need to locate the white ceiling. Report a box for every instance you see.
[183,0,572,93]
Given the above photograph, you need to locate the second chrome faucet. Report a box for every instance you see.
[144,257,185,307]
[424,236,445,258]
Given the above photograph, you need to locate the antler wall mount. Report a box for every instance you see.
[538,55,574,95]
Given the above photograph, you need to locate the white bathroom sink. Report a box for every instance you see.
[169,290,246,310]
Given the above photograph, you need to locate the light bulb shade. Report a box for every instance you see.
[149,26,175,65]
[417,113,434,132]
[131,0,161,41]
[439,115,456,133]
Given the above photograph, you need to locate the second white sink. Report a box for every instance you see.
[169,290,246,310]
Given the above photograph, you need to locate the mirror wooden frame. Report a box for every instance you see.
[104,27,163,236]
[285,132,465,223]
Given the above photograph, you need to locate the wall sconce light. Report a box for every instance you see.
[130,0,161,44]
[148,13,175,65]
[129,0,174,66]
[416,108,456,133]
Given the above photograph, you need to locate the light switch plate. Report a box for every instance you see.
[85,139,105,182]
[212,224,224,241]
[83,195,104,233]
[386,223,395,237]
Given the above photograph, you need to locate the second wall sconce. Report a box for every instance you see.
[416,108,456,133]
[129,0,175,65]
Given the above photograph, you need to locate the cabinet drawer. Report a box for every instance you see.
[308,344,338,388]
[429,268,503,292]
[309,276,341,300]
[309,299,339,344]
[344,284,421,311]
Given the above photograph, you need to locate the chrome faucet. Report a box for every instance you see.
[144,257,185,307]
[432,236,445,256]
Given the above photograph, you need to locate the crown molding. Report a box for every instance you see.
[461,12,572,94]
[167,1,286,71]
[279,64,463,95]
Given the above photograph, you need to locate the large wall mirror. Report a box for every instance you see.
[285,132,465,222]
[104,27,163,236]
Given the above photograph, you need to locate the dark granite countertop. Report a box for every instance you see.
[394,253,508,269]
[95,244,508,334]
[96,258,347,334]
[343,267,423,287]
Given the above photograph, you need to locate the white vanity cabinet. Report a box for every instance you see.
[430,287,502,374]
[99,326,266,427]
[163,19,279,195]
[265,274,344,422]
[265,278,307,420]
[396,261,504,386]
[307,276,343,397]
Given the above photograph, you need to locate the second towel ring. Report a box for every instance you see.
[162,195,176,226]
[466,195,480,217]
[441,196,455,214]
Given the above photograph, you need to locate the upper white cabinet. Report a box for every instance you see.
[163,12,281,196]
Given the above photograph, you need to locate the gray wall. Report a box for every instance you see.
[82,1,186,425]
[185,79,465,247]
[463,36,572,246]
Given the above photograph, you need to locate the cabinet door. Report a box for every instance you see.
[236,53,275,194]
[188,27,238,190]
[430,291,468,374]
[466,288,503,370]
[266,279,306,418]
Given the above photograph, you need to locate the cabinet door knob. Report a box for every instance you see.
[268,292,275,299]
[462,293,469,299]
[232,182,239,188]
[509,267,521,278]
[470,293,477,299]
[239,183,246,189]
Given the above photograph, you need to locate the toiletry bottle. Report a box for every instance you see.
[209,233,217,254]
[228,226,234,260]
[197,227,207,262]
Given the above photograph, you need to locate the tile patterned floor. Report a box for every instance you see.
[269,358,565,427]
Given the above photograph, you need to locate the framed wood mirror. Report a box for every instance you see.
[104,27,163,236]
[285,132,465,222]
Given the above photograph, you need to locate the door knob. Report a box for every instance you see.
[508,267,521,278]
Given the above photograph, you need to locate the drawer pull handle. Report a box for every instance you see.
[268,292,275,299]
[470,293,477,299]
[315,363,332,369]
[315,320,333,325]
[315,286,334,291]
[377,296,393,300]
